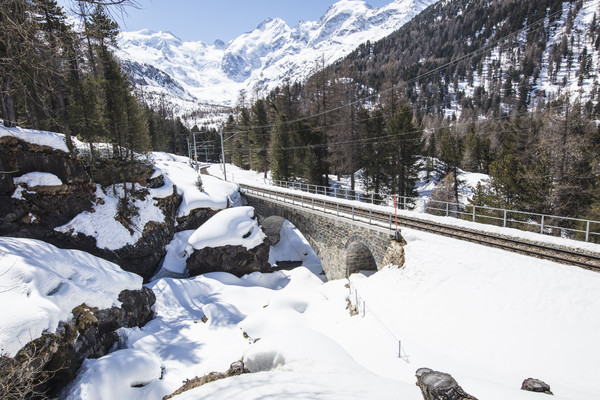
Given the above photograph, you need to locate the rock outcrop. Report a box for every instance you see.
[0,136,96,239]
[0,137,187,281]
[163,360,250,400]
[0,287,156,399]
[186,241,271,277]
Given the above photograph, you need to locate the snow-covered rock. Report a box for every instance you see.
[0,237,143,357]
[187,206,266,251]
[184,207,271,277]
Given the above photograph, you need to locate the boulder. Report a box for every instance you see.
[415,368,478,400]
[186,241,271,277]
[521,378,553,395]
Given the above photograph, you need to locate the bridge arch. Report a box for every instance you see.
[246,192,405,280]
[345,236,378,276]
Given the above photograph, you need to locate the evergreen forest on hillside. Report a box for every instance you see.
[2,0,600,239]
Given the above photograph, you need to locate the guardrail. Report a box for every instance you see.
[264,179,600,243]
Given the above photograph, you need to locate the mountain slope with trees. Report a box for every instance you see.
[224,0,599,240]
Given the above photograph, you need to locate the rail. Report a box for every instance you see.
[241,183,600,272]
[265,179,600,243]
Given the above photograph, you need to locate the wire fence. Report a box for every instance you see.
[348,283,408,361]
[268,179,600,243]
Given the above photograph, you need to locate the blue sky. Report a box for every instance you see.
[61,0,393,43]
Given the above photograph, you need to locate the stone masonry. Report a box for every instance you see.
[245,192,405,280]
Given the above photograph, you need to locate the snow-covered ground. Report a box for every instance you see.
[0,237,142,357]
[61,226,600,400]
[3,127,600,399]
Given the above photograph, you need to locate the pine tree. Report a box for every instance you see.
[385,105,422,198]
[249,99,270,177]
[438,128,463,201]
[269,114,292,181]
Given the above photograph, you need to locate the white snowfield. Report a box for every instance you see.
[0,237,142,357]
[61,228,600,400]
[3,127,600,399]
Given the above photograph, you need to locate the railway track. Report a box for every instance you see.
[240,184,600,272]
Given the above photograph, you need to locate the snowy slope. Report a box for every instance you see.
[0,237,142,357]
[116,0,436,107]
[61,228,600,400]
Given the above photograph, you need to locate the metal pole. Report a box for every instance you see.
[219,126,227,181]
[187,137,192,164]
[586,220,590,242]
[540,215,545,234]
[398,340,401,358]
[192,131,198,171]
[395,194,398,232]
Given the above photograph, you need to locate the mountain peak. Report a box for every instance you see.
[117,0,437,107]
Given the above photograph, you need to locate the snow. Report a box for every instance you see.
[4,126,599,399]
[64,349,163,399]
[115,0,437,110]
[268,220,323,276]
[186,206,266,251]
[0,237,142,357]
[151,230,195,279]
[55,184,167,251]
[60,225,600,400]
[13,172,63,187]
[150,152,242,216]
[0,124,68,152]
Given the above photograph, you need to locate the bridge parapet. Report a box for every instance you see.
[245,191,405,280]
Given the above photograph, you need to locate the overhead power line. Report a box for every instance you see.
[230,6,566,132]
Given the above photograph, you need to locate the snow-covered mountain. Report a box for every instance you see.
[116,0,436,107]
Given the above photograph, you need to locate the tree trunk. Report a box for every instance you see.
[1,75,17,127]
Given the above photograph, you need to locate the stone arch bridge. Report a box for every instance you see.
[243,187,406,280]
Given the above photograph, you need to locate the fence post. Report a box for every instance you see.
[540,215,545,234]
[473,205,476,222]
[586,220,590,242]
[446,202,449,217]
[337,203,339,217]
[352,204,355,221]
[371,193,374,204]
[503,210,507,227]
[398,340,402,358]
[369,209,372,225]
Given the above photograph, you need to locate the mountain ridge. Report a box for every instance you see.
[116,0,438,108]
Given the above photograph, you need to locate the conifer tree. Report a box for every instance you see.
[270,114,292,181]
[385,105,422,198]
[249,99,270,177]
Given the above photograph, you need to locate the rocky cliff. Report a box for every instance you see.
[0,287,156,398]
[0,136,185,281]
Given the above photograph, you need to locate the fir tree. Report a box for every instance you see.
[385,105,422,198]
[249,99,270,177]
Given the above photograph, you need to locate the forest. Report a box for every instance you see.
[2,0,599,238]
[221,0,600,238]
